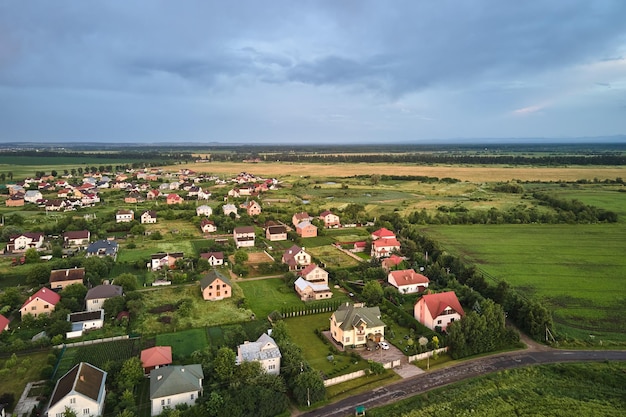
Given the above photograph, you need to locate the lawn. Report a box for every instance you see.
[0,351,50,411]
[283,314,370,377]
[156,328,208,359]
[420,224,626,340]
[308,245,362,268]
[116,239,195,263]
[131,284,254,335]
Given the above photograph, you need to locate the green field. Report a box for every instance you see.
[420,224,626,340]
[156,328,208,359]
[54,338,141,379]
[0,351,50,409]
[368,362,626,417]
[117,239,196,263]
[308,245,362,268]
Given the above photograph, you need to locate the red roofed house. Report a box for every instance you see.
[20,287,61,318]
[166,193,183,205]
[388,269,429,294]
[414,291,465,331]
[63,230,91,247]
[371,237,401,259]
[381,254,405,271]
[141,346,173,375]
[0,314,9,333]
[319,210,340,228]
[371,227,396,240]
[200,218,217,233]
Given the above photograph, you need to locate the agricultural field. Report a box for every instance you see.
[131,284,253,335]
[368,362,626,417]
[420,224,626,341]
[155,328,208,359]
[308,245,362,269]
[54,338,141,379]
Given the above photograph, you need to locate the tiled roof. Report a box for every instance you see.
[50,268,85,283]
[333,303,385,331]
[389,269,430,286]
[85,284,123,300]
[141,346,173,369]
[21,287,60,310]
[419,291,465,318]
[48,362,106,409]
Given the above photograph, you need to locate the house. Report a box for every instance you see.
[147,189,161,200]
[265,225,287,241]
[45,199,66,211]
[66,310,105,339]
[330,303,386,348]
[116,209,134,223]
[296,221,318,238]
[371,237,401,259]
[0,314,9,334]
[64,230,91,247]
[24,190,43,203]
[414,291,465,331]
[388,269,430,294]
[236,333,281,375]
[6,232,44,253]
[150,365,203,416]
[294,266,332,301]
[20,287,61,318]
[196,205,213,217]
[319,210,340,228]
[150,252,184,271]
[352,241,367,253]
[141,346,173,375]
[222,203,238,216]
[200,252,224,266]
[233,226,255,248]
[125,191,143,204]
[381,254,405,272]
[281,245,311,271]
[81,192,100,206]
[240,200,262,216]
[47,362,107,417]
[200,270,232,301]
[166,194,183,205]
[86,240,118,259]
[141,210,157,224]
[200,218,217,233]
[292,212,311,227]
[6,195,25,206]
[371,227,396,241]
[50,267,86,290]
[85,284,124,312]
[197,189,212,200]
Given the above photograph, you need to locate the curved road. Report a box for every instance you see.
[301,348,626,417]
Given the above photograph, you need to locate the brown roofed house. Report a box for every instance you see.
[50,267,86,290]
[47,362,107,417]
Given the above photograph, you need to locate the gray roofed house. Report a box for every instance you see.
[85,285,123,312]
[200,270,232,301]
[47,362,107,417]
[236,333,282,375]
[86,240,119,259]
[150,365,203,416]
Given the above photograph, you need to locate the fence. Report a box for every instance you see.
[281,301,342,318]
[323,359,401,387]
[407,347,448,363]
[53,334,131,349]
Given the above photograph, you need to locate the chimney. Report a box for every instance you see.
[80,374,85,382]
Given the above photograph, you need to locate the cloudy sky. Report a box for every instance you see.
[1,1,625,144]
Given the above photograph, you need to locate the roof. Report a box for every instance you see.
[238,333,281,362]
[267,225,286,234]
[85,284,123,300]
[294,277,330,293]
[86,240,118,255]
[298,263,324,277]
[333,303,385,331]
[282,245,305,265]
[293,212,310,220]
[48,362,107,409]
[234,225,255,234]
[68,310,104,323]
[141,346,173,369]
[150,365,203,399]
[21,287,61,310]
[150,252,183,260]
[319,210,337,217]
[200,269,232,290]
[11,232,44,241]
[372,227,396,239]
[296,220,315,229]
[382,254,404,267]
[373,238,401,248]
[418,291,465,318]
[63,230,90,240]
[200,251,224,260]
[117,209,133,215]
[50,267,86,283]
[0,314,9,332]
[389,269,430,287]
[142,210,157,217]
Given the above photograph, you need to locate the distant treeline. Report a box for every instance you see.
[352,174,460,183]
[0,150,192,162]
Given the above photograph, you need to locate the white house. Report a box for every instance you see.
[85,285,123,312]
[196,205,213,217]
[141,210,157,224]
[47,362,107,417]
[414,291,465,331]
[6,232,44,253]
[200,218,217,233]
[115,209,134,223]
[222,204,238,216]
[24,190,43,203]
[150,365,203,416]
[233,226,255,248]
[236,333,282,375]
[388,269,430,294]
[200,252,224,266]
[281,245,311,271]
[66,310,105,339]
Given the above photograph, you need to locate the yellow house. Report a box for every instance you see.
[330,303,386,348]
[20,287,61,318]
[49,267,85,290]
[200,270,233,301]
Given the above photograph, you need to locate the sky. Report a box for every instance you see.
[0,0,625,144]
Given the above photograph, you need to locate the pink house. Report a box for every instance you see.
[0,314,9,333]
[371,237,401,259]
[296,221,318,238]
[319,210,340,228]
[414,291,464,331]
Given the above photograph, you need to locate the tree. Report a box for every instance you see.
[233,249,249,264]
[361,281,384,306]
[114,273,138,292]
[292,370,326,406]
[118,357,144,392]
[26,264,52,287]
[63,407,77,417]
[213,347,236,383]
[103,296,126,320]
[24,248,40,264]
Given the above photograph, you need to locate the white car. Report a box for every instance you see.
[379,341,390,350]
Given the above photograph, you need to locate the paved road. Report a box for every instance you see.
[301,349,626,417]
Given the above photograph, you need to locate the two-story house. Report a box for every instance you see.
[414,291,465,331]
[150,365,203,416]
[200,270,232,301]
[20,287,61,318]
[388,269,430,294]
[50,267,86,290]
[233,226,255,248]
[330,303,386,348]
[47,362,107,417]
[296,221,318,238]
[282,245,311,271]
[236,333,282,375]
[265,224,287,241]
[115,209,134,223]
[319,210,340,228]
[141,210,157,224]
[294,264,333,301]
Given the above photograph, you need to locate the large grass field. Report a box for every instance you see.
[156,328,208,359]
[420,224,626,340]
[0,351,50,410]
[368,362,626,417]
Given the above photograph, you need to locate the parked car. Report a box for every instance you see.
[379,341,390,350]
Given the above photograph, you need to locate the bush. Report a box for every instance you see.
[40,365,54,379]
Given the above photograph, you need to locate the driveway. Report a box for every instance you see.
[357,342,404,364]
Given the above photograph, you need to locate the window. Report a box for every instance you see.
[70,398,76,404]
[167,399,171,405]
[437,320,442,325]
[44,304,49,309]
[191,393,195,400]
[31,306,36,310]
[83,409,90,415]
[161,400,165,406]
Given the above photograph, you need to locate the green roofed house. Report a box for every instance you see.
[200,269,233,301]
[150,364,203,416]
[330,302,386,348]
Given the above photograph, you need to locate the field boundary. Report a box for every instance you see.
[53,334,132,349]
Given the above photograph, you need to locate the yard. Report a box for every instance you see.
[308,245,362,268]
[0,351,50,412]
[155,328,208,359]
